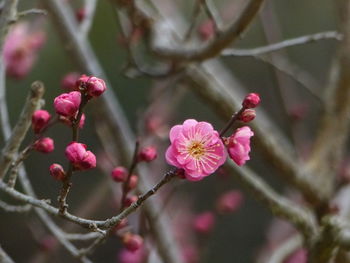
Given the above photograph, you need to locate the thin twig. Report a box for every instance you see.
[17,8,47,18]
[222,31,342,57]
[0,82,44,179]
[65,232,102,241]
[184,0,202,40]
[151,0,265,62]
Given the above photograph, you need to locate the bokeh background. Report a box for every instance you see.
[0,0,339,262]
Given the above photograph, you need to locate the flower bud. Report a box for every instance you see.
[239,109,256,123]
[65,142,96,170]
[33,137,54,153]
[111,166,128,182]
[86,76,107,97]
[138,146,157,162]
[193,211,215,235]
[49,163,65,181]
[127,175,138,190]
[198,19,214,40]
[32,110,51,134]
[61,72,80,91]
[122,233,143,252]
[242,93,260,109]
[54,91,81,117]
[216,190,243,214]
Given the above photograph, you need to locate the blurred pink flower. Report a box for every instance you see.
[193,211,215,234]
[284,248,307,263]
[216,190,243,214]
[166,119,226,181]
[226,126,254,166]
[118,247,146,263]
[4,22,45,79]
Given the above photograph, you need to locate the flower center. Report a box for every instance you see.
[187,141,205,159]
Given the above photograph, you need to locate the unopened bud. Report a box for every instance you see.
[242,93,260,109]
[111,166,128,182]
[49,163,65,181]
[239,109,256,123]
[34,137,54,153]
[138,146,157,162]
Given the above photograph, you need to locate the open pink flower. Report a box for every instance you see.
[165,119,226,181]
[226,126,254,166]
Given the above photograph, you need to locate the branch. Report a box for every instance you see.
[0,200,31,212]
[42,1,183,262]
[80,0,97,37]
[0,82,44,179]
[151,0,265,62]
[227,162,318,241]
[267,235,303,263]
[222,31,342,57]
[0,0,18,55]
[0,245,14,263]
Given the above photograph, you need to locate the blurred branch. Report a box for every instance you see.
[42,1,183,262]
[0,82,44,179]
[0,0,18,53]
[65,232,102,241]
[17,9,47,18]
[222,31,341,57]
[80,0,97,37]
[0,199,31,212]
[227,163,318,241]
[151,0,265,62]
[0,245,14,263]
[305,0,350,202]
[267,234,303,263]
[202,0,223,32]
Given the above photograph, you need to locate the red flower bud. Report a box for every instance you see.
[54,91,81,117]
[32,110,51,134]
[49,163,65,181]
[138,146,157,162]
[33,137,54,153]
[242,93,260,109]
[239,109,256,123]
[65,142,96,170]
[86,76,107,97]
[111,166,128,182]
[122,233,143,252]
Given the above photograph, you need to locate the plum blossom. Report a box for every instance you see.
[4,22,45,79]
[166,119,226,181]
[226,126,254,166]
[65,142,96,170]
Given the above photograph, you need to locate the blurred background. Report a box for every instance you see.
[0,0,339,262]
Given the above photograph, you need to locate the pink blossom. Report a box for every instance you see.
[4,22,46,79]
[193,211,215,234]
[49,163,65,181]
[61,72,80,91]
[283,249,307,263]
[138,146,157,162]
[111,166,128,182]
[65,142,96,170]
[242,93,260,108]
[166,119,226,181]
[226,126,254,166]
[216,190,243,214]
[33,137,54,153]
[54,91,81,117]
[32,110,51,134]
[198,19,215,40]
[127,175,138,190]
[118,248,146,263]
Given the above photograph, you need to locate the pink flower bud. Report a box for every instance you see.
[65,142,96,170]
[54,91,81,117]
[198,19,214,40]
[33,137,54,153]
[49,163,65,181]
[61,72,80,91]
[76,74,90,89]
[111,166,128,182]
[76,8,86,23]
[242,93,260,108]
[226,126,254,166]
[79,113,85,129]
[124,195,138,207]
[32,110,51,134]
[127,175,138,190]
[239,109,256,123]
[39,236,56,252]
[216,190,243,214]
[118,247,146,263]
[86,76,107,97]
[138,146,157,162]
[193,211,215,234]
[122,233,143,252]
[283,249,307,263]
